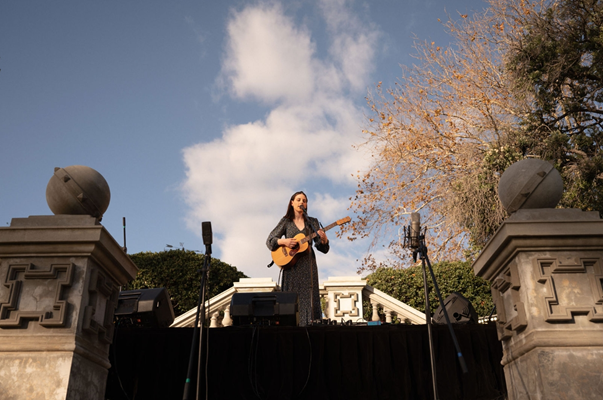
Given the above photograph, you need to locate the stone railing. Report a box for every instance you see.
[321,276,426,325]
[171,276,426,327]
[170,277,278,327]
[478,315,498,324]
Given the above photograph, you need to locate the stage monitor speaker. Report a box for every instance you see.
[230,292,299,327]
[433,292,478,324]
[114,287,175,328]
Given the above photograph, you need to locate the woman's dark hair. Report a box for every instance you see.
[284,191,307,220]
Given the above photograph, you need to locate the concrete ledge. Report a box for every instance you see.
[500,328,603,366]
[473,218,603,280]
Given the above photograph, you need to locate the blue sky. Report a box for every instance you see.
[0,0,486,282]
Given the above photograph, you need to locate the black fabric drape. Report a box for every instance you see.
[105,324,506,400]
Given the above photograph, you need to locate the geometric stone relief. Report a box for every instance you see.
[490,261,527,341]
[82,267,118,344]
[333,292,359,317]
[0,263,74,328]
[535,257,603,323]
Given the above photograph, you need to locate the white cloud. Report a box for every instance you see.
[319,0,380,91]
[221,3,316,104]
[182,0,381,282]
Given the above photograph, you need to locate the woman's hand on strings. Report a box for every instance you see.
[280,238,298,248]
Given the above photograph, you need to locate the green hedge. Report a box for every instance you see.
[126,249,247,316]
[366,261,494,317]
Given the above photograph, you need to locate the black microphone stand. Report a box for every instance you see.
[300,206,319,324]
[406,225,468,400]
[182,237,212,400]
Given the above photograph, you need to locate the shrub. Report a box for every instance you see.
[366,261,494,317]
[127,249,247,316]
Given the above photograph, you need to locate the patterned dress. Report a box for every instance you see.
[266,216,330,326]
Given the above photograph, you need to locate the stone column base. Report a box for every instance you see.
[504,347,603,400]
[0,351,109,400]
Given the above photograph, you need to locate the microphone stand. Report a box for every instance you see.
[183,240,212,400]
[300,207,319,324]
[407,226,468,400]
[414,241,439,400]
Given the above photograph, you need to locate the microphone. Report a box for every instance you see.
[300,205,307,215]
[202,221,212,255]
[410,212,421,249]
[122,216,127,253]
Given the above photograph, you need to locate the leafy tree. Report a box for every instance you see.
[507,0,603,214]
[366,261,494,318]
[126,249,247,316]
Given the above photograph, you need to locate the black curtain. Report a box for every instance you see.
[105,324,506,400]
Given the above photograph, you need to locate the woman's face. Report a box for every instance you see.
[291,193,308,213]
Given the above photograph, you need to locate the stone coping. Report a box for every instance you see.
[473,210,603,280]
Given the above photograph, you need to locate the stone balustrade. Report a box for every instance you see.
[170,277,278,327]
[362,283,426,324]
[171,276,426,327]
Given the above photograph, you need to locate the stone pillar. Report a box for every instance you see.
[0,215,137,400]
[323,276,367,322]
[473,209,603,400]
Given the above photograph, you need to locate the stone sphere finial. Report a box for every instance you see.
[46,165,111,220]
[498,158,563,214]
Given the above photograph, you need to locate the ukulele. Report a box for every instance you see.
[271,216,351,270]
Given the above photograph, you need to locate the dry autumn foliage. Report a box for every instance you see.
[346,0,553,272]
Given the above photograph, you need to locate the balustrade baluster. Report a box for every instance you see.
[210,311,220,328]
[222,306,233,327]
[371,301,380,322]
[385,309,392,324]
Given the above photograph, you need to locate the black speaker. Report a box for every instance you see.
[230,292,299,327]
[114,288,175,328]
[433,292,478,324]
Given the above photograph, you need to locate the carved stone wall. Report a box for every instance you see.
[473,209,603,400]
[323,276,366,322]
[1,262,75,328]
[0,215,137,400]
[535,257,603,322]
